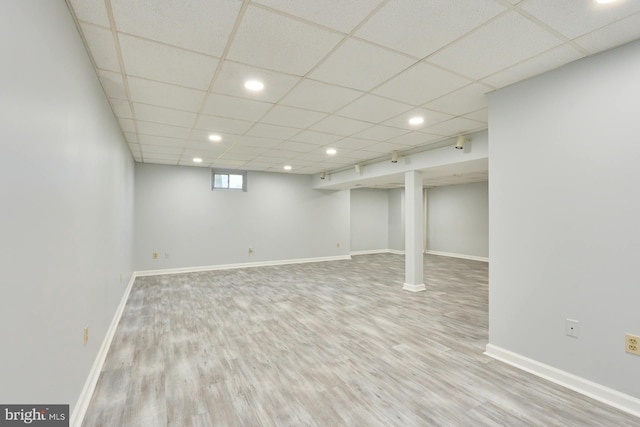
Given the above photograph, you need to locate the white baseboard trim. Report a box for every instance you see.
[403,283,426,292]
[135,254,352,277]
[485,344,640,419]
[70,273,137,427]
[387,249,405,255]
[350,249,405,256]
[425,250,488,263]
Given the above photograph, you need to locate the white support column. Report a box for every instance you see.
[403,170,425,292]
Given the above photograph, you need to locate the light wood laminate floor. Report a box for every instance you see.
[82,254,639,426]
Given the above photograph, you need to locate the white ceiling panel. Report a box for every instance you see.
[280,79,363,113]
[463,109,488,124]
[351,125,410,142]
[373,62,472,106]
[253,0,383,33]
[80,23,119,72]
[97,70,127,100]
[110,98,132,119]
[332,137,379,151]
[127,77,206,112]
[260,105,327,129]
[110,0,242,56]
[231,136,283,149]
[138,135,188,147]
[482,44,585,88]
[124,132,138,143]
[133,103,197,128]
[202,93,273,122]
[227,5,343,76]
[118,35,219,90]
[387,131,443,146]
[521,0,640,40]
[137,121,190,139]
[364,141,415,154]
[212,61,301,103]
[423,117,486,137]
[139,144,185,155]
[118,118,135,133]
[245,123,301,139]
[381,108,453,131]
[288,130,343,146]
[309,38,415,91]
[274,141,321,153]
[422,83,491,116]
[69,0,110,27]
[355,0,506,58]
[573,12,640,55]
[309,115,373,136]
[195,115,254,135]
[336,94,412,124]
[428,11,564,80]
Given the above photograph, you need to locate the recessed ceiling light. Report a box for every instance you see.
[193,157,203,163]
[244,80,264,91]
[283,165,292,171]
[208,134,222,142]
[326,148,337,155]
[409,116,424,125]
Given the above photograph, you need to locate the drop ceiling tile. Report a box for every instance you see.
[372,62,471,106]
[128,77,206,112]
[218,152,258,162]
[386,131,443,146]
[482,44,585,88]
[253,0,382,33]
[110,0,241,56]
[225,144,268,155]
[355,0,506,58]
[110,99,132,119]
[246,123,301,139]
[212,61,301,103]
[209,159,248,168]
[274,141,321,153]
[428,11,563,80]
[280,80,363,113]
[202,93,273,121]
[463,108,488,123]
[332,137,378,150]
[138,135,188,147]
[227,5,343,76]
[184,141,229,154]
[189,130,238,146]
[381,108,453,131]
[573,12,640,55]
[521,0,640,40]
[139,144,185,155]
[260,106,327,129]
[80,23,119,72]
[244,160,280,170]
[97,70,127,99]
[350,125,409,141]
[133,103,197,127]
[144,156,180,164]
[309,38,415,91]
[364,141,414,154]
[128,142,141,154]
[124,132,138,143]
[309,115,372,136]
[336,94,413,123]
[422,83,490,116]
[232,136,283,148]
[119,35,219,90]
[423,117,486,137]
[119,118,135,133]
[259,148,299,159]
[137,121,190,139]
[69,0,110,26]
[195,114,254,135]
[289,130,343,145]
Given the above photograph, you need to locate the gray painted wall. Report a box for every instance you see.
[0,1,135,410]
[134,164,350,270]
[350,189,389,252]
[489,40,640,397]
[388,188,405,252]
[427,182,488,258]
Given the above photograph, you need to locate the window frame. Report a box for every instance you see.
[211,168,248,192]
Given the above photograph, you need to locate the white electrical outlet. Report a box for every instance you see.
[625,334,640,355]
[566,319,579,338]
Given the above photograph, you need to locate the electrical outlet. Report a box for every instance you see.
[336,242,340,248]
[152,252,158,259]
[626,334,640,356]
[565,319,579,338]
[83,326,89,346]
[248,247,253,254]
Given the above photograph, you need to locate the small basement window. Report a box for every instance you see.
[212,169,247,192]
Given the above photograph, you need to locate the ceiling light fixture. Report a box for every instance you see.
[284,165,292,171]
[355,164,361,174]
[391,151,399,163]
[208,134,222,142]
[193,157,203,163]
[326,148,337,155]
[320,172,326,180]
[244,80,264,91]
[455,135,470,150]
[408,116,424,125]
